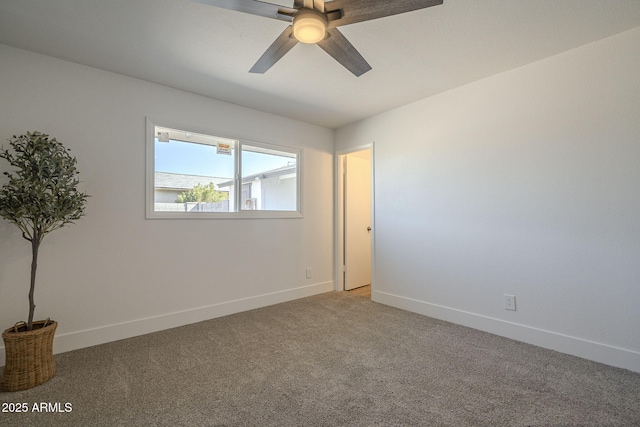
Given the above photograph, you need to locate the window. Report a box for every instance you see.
[146,120,302,219]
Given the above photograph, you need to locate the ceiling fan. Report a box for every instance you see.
[191,0,443,76]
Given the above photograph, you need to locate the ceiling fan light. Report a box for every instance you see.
[293,10,326,44]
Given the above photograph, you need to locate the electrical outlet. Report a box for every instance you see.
[504,294,516,311]
[306,268,312,279]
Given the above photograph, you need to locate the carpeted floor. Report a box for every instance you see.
[1,292,639,426]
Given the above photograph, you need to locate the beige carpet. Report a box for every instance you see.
[1,292,639,426]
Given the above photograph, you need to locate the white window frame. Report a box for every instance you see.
[146,118,303,219]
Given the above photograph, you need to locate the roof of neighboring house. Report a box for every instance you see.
[217,164,296,188]
[155,172,230,191]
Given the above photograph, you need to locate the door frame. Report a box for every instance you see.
[335,143,375,298]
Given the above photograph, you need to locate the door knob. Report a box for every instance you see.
[367,226,372,232]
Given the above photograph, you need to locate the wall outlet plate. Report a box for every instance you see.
[504,294,516,311]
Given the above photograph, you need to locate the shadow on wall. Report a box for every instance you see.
[0,221,26,313]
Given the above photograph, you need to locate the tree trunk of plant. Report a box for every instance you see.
[28,236,41,331]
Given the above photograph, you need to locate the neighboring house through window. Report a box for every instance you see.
[146,119,302,219]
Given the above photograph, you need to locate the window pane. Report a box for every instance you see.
[154,126,236,213]
[241,144,298,211]
[147,120,302,219]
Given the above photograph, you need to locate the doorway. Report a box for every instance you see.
[336,146,373,298]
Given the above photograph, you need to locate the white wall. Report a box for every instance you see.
[336,27,640,372]
[0,45,335,366]
[261,175,297,211]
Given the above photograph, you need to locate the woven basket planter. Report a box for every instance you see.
[1,319,57,392]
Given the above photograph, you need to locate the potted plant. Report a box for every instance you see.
[0,131,88,391]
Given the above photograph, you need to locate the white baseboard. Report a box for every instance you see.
[0,281,333,367]
[373,290,640,374]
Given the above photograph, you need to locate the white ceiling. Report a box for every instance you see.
[1,0,640,129]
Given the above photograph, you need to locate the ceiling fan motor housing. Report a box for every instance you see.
[293,9,327,44]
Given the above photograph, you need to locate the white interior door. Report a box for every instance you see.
[344,154,372,290]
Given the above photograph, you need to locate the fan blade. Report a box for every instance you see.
[191,0,297,22]
[325,0,443,28]
[316,28,371,77]
[249,26,299,73]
